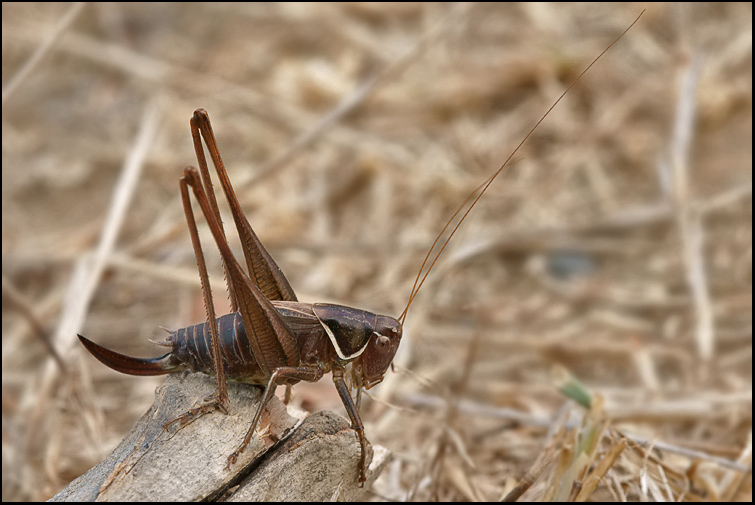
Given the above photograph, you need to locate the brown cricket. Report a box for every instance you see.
[78,11,643,487]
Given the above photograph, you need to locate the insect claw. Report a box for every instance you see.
[226,451,239,470]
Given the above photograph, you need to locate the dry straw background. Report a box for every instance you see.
[2,3,751,501]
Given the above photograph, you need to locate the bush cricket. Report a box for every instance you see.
[78,11,644,488]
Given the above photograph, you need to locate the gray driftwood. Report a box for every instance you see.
[51,373,391,501]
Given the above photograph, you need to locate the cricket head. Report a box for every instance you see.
[312,303,402,389]
[358,315,402,389]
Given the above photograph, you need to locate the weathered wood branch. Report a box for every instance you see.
[51,373,391,501]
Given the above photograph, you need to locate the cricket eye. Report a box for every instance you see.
[374,334,391,352]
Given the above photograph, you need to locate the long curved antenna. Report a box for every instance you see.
[399,10,645,325]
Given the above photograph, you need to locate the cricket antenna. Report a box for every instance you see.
[398,10,645,325]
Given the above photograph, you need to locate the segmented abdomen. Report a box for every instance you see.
[170,312,268,384]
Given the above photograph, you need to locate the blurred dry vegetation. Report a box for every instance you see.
[2,2,751,501]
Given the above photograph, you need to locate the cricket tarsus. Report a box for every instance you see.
[78,11,643,490]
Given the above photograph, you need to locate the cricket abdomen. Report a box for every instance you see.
[170,312,269,384]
